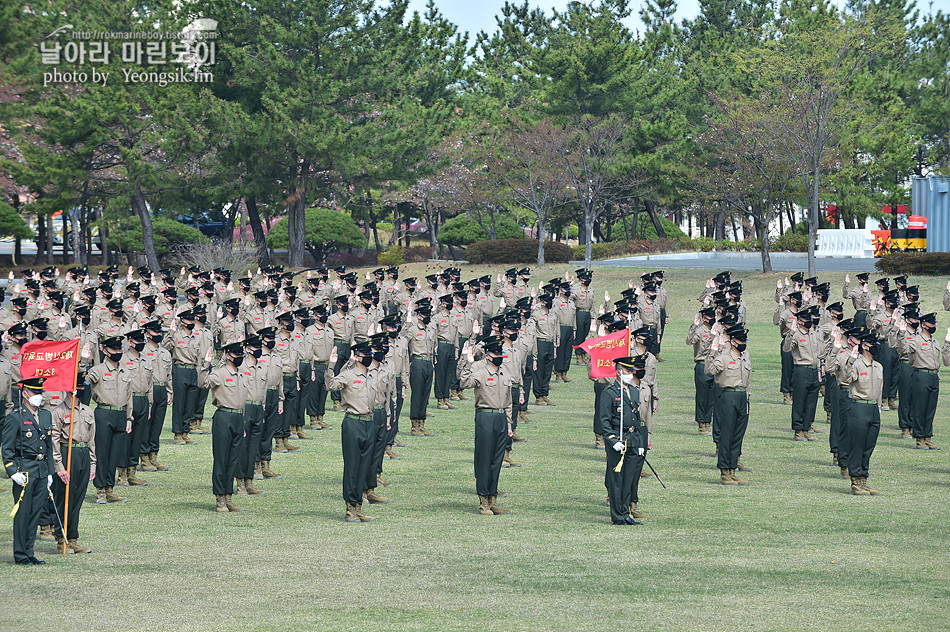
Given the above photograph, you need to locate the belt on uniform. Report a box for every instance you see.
[576,309,590,312]
[334,339,348,344]
[218,407,244,414]
[299,360,312,365]
[345,413,372,421]
[267,386,277,390]
[916,368,938,374]
[353,337,368,343]
[477,408,507,414]
[899,359,909,364]
[282,372,297,376]
[313,361,328,366]
[695,360,704,364]
[722,387,746,392]
[14,452,45,460]
[438,339,454,344]
[839,386,849,391]
[851,398,877,405]
[795,364,818,369]
[373,405,386,410]
[246,400,263,406]
[61,442,88,449]
[96,404,125,411]
[537,337,553,342]
[133,392,148,397]
[174,363,196,369]
[154,382,166,386]
[411,354,431,360]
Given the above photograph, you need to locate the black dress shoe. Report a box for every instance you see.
[29,556,46,565]
[624,516,643,525]
[15,558,33,565]
[612,520,631,525]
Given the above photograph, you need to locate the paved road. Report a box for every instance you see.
[573,252,880,273]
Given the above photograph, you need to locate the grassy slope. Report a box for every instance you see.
[6,265,950,631]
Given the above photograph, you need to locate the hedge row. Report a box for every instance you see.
[875,252,950,275]
[465,239,574,264]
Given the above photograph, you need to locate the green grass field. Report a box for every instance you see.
[5,265,950,631]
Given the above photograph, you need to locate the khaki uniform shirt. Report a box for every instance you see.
[122,351,154,406]
[783,327,823,368]
[406,320,437,358]
[686,323,715,362]
[840,354,883,404]
[572,283,594,312]
[493,282,521,310]
[453,305,474,339]
[473,291,494,324]
[532,308,559,344]
[198,361,246,410]
[842,282,871,311]
[86,358,134,417]
[351,306,378,342]
[214,314,244,348]
[243,305,272,337]
[705,348,752,391]
[501,341,526,387]
[898,332,950,370]
[325,364,375,416]
[144,341,173,398]
[95,318,132,341]
[554,295,576,330]
[328,311,355,344]
[274,330,299,375]
[259,349,285,402]
[637,298,661,328]
[51,400,97,475]
[773,306,796,337]
[242,356,269,403]
[169,328,201,365]
[310,323,334,363]
[458,358,513,419]
[292,325,314,363]
[435,308,458,345]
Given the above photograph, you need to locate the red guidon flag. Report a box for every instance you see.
[575,329,630,379]
[18,339,81,391]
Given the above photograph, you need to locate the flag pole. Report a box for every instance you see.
[61,340,80,554]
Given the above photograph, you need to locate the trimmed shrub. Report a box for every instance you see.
[377,245,404,266]
[876,252,950,275]
[108,214,209,259]
[438,214,524,246]
[402,245,435,262]
[572,237,695,261]
[771,232,808,252]
[466,239,573,264]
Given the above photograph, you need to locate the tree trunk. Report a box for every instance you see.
[755,213,773,273]
[99,221,109,266]
[224,199,238,244]
[245,196,270,267]
[583,207,594,267]
[715,208,726,241]
[644,200,667,238]
[537,213,547,269]
[807,167,819,278]
[34,213,45,265]
[131,184,161,271]
[288,161,308,268]
[45,213,54,265]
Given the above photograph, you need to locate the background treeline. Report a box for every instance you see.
[0,0,946,273]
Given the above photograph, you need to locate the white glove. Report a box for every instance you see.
[612,441,625,452]
[47,474,53,489]
[637,448,645,456]
[11,472,27,486]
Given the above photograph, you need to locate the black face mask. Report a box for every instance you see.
[111,310,124,319]
[358,355,374,367]
[281,322,294,331]
[337,304,349,313]
[81,317,91,326]
[507,332,518,342]
[634,368,646,379]
[923,323,936,334]
[489,355,504,366]
[249,348,262,358]
[387,329,399,339]
[442,302,454,311]
[167,299,177,307]
[864,344,879,356]
[182,321,196,331]
[458,300,468,308]
[230,355,244,367]
[87,297,96,306]
[107,350,123,363]
[34,330,48,340]
[318,314,328,324]
[300,318,312,328]
[15,307,26,316]
[269,298,279,306]
[361,302,373,310]
[735,342,747,353]
[52,301,64,311]
[130,340,145,351]
[799,320,812,329]
[541,301,553,310]
[130,292,140,300]
[228,308,240,317]
[149,333,163,344]
[372,351,386,363]
[421,316,431,326]
[257,301,268,309]
[12,335,27,347]
[263,339,276,349]
[196,315,207,324]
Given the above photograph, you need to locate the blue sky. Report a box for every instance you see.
[405,0,702,37]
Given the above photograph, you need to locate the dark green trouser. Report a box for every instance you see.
[145,384,168,454]
[409,358,433,419]
[341,414,375,504]
[211,409,244,495]
[573,310,591,356]
[259,389,280,462]
[854,309,868,330]
[791,365,820,431]
[593,382,606,431]
[604,434,644,523]
[846,400,880,478]
[659,307,667,341]
[710,384,723,444]
[521,354,534,411]
[79,388,92,406]
[779,341,793,393]
[533,340,555,398]
[93,407,127,489]
[825,378,839,452]
[171,366,198,434]
[124,395,150,468]
[911,370,939,438]
[897,361,913,430]
[194,387,209,423]
[694,361,715,425]
[647,325,660,357]
[506,386,520,452]
[434,341,454,399]
[474,410,508,496]
[715,390,748,470]
[451,337,468,392]
[309,362,328,416]
[298,361,313,420]
[879,344,899,399]
[330,342,351,403]
[53,445,90,540]
[387,377,403,445]
[279,374,298,438]
[835,386,851,464]
[822,373,833,413]
[11,459,48,563]
[240,404,264,479]
[370,407,388,483]
[554,325,574,372]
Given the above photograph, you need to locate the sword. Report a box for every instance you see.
[47,485,66,542]
[643,456,666,488]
